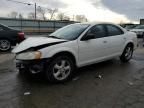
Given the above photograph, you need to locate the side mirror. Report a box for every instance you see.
[81,34,95,41]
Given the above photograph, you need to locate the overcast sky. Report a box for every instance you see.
[0,0,143,23]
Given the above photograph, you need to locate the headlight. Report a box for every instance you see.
[16,51,41,60]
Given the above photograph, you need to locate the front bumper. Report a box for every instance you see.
[137,34,144,38]
[15,59,50,74]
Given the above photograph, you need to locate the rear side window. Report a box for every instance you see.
[106,24,124,36]
[87,24,106,38]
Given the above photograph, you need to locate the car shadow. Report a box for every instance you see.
[16,58,132,86]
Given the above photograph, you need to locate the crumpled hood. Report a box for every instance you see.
[12,37,66,53]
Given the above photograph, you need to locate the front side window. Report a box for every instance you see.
[86,24,106,38]
[106,24,124,36]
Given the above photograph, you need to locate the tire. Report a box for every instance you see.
[0,39,11,52]
[120,44,133,62]
[46,55,75,83]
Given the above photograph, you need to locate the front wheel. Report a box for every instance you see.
[46,55,75,83]
[120,44,133,62]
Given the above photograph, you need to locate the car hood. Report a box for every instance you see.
[12,37,66,53]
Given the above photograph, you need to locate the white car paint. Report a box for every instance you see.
[130,29,144,36]
[12,22,137,67]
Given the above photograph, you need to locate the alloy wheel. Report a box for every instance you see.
[0,39,11,51]
[53,59,71,81]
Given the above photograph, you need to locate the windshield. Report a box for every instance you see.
[134,25,144,29]
[49,24,90,40]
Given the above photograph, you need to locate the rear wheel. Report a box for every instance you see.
[120,44,133,62]
[0,39,11,51]
[46,55,75,83]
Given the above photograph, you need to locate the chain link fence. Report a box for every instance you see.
[0,17,77,35]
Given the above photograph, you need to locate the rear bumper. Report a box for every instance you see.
[11,38,25,46]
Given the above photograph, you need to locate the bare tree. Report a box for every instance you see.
[8,11,18,18]
[28,12,35,19]
[75,15,88,22]
[57,13,65,20]
[37,7,46,20]
[48,8,58,20]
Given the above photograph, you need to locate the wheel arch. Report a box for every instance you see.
[50,51,77,67]
[121,41,134,54]
[121,41,134,55]
[125,41,134,49]
[0,37,11,43]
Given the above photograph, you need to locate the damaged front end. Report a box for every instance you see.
[14,51,50,74]
[12,37,65,74]
[15,59,48,74]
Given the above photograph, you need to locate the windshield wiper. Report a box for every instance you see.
[48,36,61,39]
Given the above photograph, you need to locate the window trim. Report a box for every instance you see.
[81,24,107,40]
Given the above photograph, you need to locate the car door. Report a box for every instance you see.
[78,24,111,66]
[105,24,126,56]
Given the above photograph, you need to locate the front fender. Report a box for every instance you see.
[39,46,79,66]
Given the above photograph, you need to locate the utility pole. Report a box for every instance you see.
[7,0,37,20]
[35,3,37,20]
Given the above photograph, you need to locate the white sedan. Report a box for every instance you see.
[12,22,137,82]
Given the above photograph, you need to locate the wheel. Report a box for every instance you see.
[46,55,75,83]
[0,39,11,51]
[120,44,133,62]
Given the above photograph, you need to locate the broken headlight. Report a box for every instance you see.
[16,51,41,60]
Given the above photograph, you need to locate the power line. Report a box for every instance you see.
[6,0,32,5]
[6,0,57,19]
[6,0,37,19]
[6,0,51,10]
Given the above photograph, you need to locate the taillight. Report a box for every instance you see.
[18,32,25,39]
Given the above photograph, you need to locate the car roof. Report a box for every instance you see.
[75,22,119,26]
[73,22,127,32]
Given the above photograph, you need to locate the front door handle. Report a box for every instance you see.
[103,40,107,43]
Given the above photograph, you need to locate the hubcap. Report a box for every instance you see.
[125,46,132,59]
[53,60,71,80]
[0,40,10,51]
